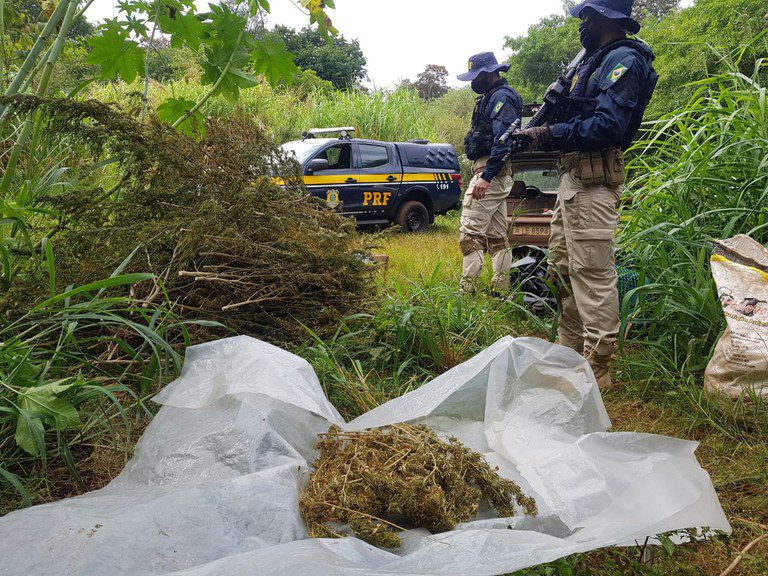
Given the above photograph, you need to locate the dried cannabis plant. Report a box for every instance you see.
[300,424,537,548]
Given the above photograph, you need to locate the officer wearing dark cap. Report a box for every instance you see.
[508,0,658,389]
[456,53,522,294]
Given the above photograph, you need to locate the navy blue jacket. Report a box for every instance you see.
[550,40,656,152]
[480,80,522,182]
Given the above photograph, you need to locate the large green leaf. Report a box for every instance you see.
[86,20,145,83]
[202,45,258,101]
[157,97,205,136]
[247,0,271,15]
[208,3,245,50]
[251,36,299,87]
[15,410,45,456]
[158,7,206,51]
[18,381,80,429]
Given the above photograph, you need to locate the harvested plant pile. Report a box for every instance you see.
[300,424,537,548]
[0,95,372,343]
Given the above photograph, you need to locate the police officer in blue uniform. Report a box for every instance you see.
[457,53,523,294]
[510,0,657,388]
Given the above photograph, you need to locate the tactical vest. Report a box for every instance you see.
[464,84,517,161]
[553,39,658,150]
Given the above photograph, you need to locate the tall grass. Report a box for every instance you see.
[0,249,193,504]
[86,80,473,147]
[620,50,768,374]
[302,271,549,419]
[87,81,436,142]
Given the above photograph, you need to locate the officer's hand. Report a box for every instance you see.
[507,133,532,153]
[515,125,551,151]
[472,177,491,199]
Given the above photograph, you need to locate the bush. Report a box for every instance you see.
[1,95,373,344]
[619,50,768,374]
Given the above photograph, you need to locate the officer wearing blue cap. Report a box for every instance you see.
[456,53,522,294]
[508,0,658,389]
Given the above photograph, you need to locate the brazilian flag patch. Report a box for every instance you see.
[493,101,504,115]
[608,63,628,83]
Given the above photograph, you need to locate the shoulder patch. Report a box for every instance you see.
[493,101,504,115]
[608,63,628,84]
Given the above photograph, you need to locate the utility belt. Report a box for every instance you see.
[557,148,626,187]
[472,156,512,178]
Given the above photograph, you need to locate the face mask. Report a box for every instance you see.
[471,74,493,95]
[579,19,601,51]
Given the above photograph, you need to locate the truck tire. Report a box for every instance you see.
[395,200,430,233]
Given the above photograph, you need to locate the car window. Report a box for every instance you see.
[316,144,352,170]
[359,144,390,169]
[513,168,559,193]
[280,140,327,164]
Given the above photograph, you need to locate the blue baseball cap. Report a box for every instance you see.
[457,52,510,82]
[570,0,641,34]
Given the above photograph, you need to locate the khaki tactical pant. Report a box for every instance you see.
[549,168,620,371]
[459,157,513,293]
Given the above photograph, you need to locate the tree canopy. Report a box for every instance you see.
[503,15,580,104]
[402,64,450,101]
[503,0,767,116]
[271,25,367,90]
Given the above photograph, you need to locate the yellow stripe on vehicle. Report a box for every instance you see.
[302,173,450,186]
[401,173,443,183]
[303,174,352,185]
[356,174,402,183]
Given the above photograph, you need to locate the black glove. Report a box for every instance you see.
[508,125,552,152]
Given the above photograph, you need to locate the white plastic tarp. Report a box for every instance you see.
[0,336,730,575]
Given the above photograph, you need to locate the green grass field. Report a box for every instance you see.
[2,212,766,575]
[376,211,506,292]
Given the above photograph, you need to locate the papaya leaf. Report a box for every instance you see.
[208,3,245,50]
[157,97,205,137]
[251,36,299,87]
[246,0,271,15]
[159,7,206,51]
[202,46,258,101]
[86,20,145,83]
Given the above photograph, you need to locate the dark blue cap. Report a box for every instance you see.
[570,0,641,34]
[457,52,510,82]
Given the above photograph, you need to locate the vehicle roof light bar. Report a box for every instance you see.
[302,127,356,140]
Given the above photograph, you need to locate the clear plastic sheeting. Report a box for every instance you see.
[0,336,730,576]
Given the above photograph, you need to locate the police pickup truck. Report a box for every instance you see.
[281,127,462,232]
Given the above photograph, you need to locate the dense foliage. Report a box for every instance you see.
[271,25,367,89]
[504,0,766,116]
[1,6,767,574]
[0,0,354,502]
[620,51,768,373]
[401,64,450,101]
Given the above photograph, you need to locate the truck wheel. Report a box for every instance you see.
[396,201,430,233]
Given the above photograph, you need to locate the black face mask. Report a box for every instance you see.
[471,74,493,95]
[579,20,601,51]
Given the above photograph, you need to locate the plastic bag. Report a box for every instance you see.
[705,235,768,398]
[0,336,730,576]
